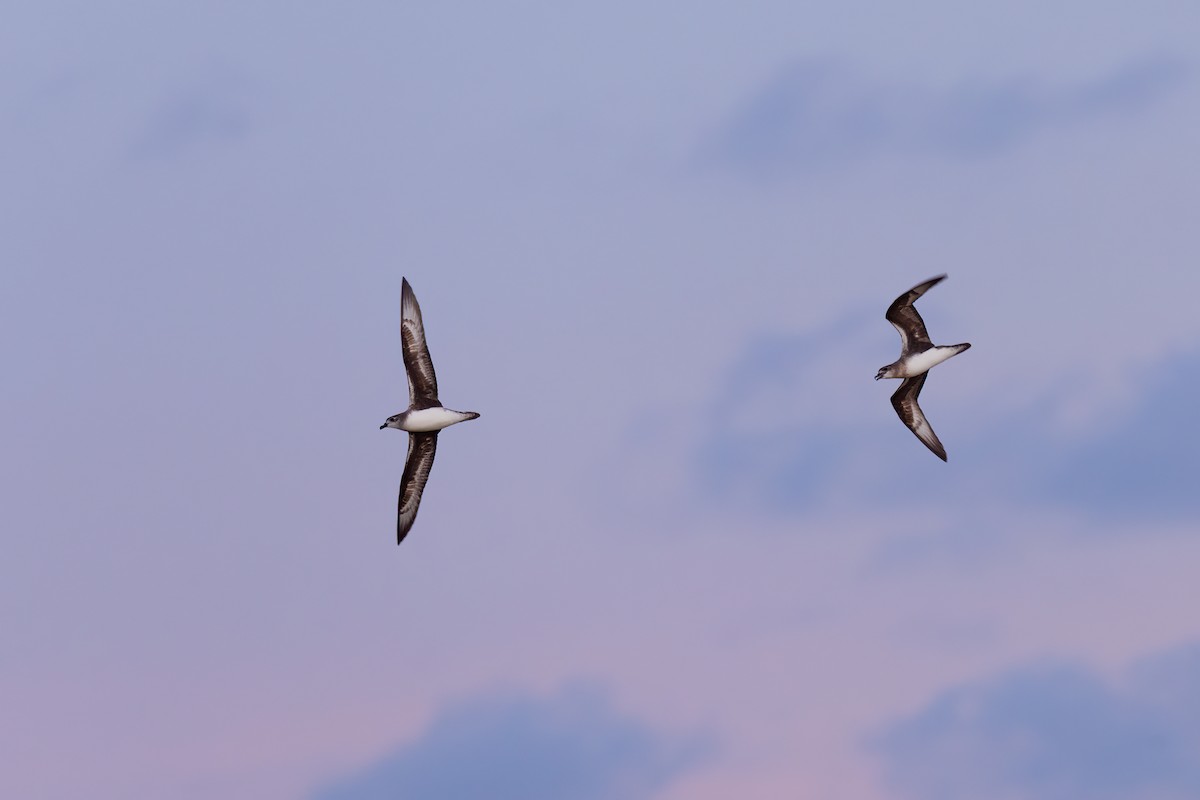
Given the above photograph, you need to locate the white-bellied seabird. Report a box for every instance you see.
[380,278,480,544]
[875,274,970,461]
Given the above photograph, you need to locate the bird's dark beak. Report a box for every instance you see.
[379,423,387,430]
[875,374,882,381]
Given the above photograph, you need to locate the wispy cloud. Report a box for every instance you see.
[691,311,986,515]
[310,684,710,800]
[130,72,253,159]
[693,313,881,511]
[705,56,1187,176]
[1041,349,1200,517]
[871,642,1200,800]
[693,322,1200,523]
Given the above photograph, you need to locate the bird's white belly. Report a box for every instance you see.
[401,407,471,432]
[903,347,955,376]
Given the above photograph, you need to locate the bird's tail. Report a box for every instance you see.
[932,343,971,366]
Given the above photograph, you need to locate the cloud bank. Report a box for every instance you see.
[873,642,1200,800]
[693,317,1200,522]
[311,685,709,800]
[708,56,1187,175]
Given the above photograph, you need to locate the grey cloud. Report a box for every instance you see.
[131,74,253,158]
[694,322,1200,522]
[694,314,879,511]
[872,643,1200,800]
[1041,349,1200,517]
[707,56,1187,174]
[692,311,977,515]
[310,685,710,800]
[1067,58,1190,115]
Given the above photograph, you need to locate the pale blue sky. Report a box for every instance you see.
[3,2,1199,798]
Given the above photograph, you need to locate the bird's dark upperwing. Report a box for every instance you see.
[890,373,947,461]
[886,274,946,355]
[401,278,441,409]
[397,432,438,544]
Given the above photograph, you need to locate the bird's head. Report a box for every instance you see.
[380,414,403,430]
[875,366,891,381]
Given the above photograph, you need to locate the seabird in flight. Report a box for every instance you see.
[380,278,480,543]
[875,274,970,461]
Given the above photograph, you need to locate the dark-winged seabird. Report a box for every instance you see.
[875,274,970,461]
[380,278,479,543]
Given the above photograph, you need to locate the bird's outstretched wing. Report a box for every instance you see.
[397,432,438,544]
[401,278,440,409]
[890,373,947,461]
[886,274,946,355]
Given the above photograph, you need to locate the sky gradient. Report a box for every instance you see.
[4,2,1200,798]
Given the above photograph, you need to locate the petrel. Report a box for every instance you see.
[875,274,970,461]
[380,278,480,544]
